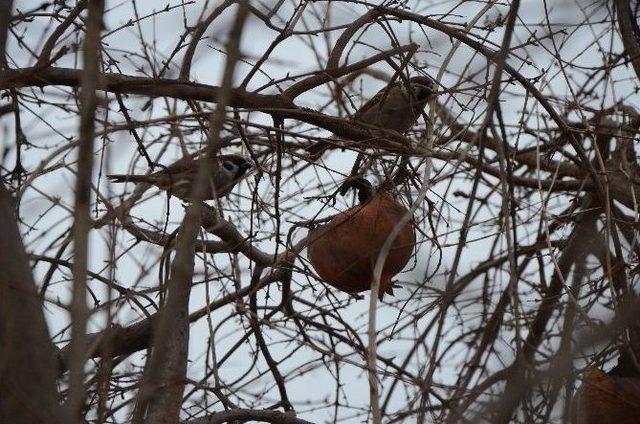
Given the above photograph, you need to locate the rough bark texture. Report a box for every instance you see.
[0,184,63,424]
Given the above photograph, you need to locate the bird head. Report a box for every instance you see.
[221,155,253,178]
[408,75,437,101]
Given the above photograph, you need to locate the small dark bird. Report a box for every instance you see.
[307,75,438,160]
[352,75,437,133]
[108,154,252,201]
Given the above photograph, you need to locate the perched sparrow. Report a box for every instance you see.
[308,75,437,160]
[108,154,252,201]
[352,75,437,132]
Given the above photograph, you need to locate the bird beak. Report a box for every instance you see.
[239,162,253,173]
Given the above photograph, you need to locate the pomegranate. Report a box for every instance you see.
[573,368,640,423]
[307,191,416,298]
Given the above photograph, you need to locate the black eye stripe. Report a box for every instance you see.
[415,85,432,99]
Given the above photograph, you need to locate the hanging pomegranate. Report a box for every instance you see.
[307,186,416,298]
[573,367,640,423]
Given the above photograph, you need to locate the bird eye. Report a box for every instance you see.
[417,86,431,100]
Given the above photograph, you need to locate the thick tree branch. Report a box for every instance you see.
[67,1,104,420]
[0,0,12,68]
[0,183,64,423]
[132,3,249,423]
[615,0,640,81]
[182,408,316,424]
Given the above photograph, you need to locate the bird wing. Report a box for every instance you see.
[352,81,408,124]
[353,91,383,121]
[353,82,400,121]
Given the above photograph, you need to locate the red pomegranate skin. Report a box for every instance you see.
[307,192,416,297]
[572,369,640,424]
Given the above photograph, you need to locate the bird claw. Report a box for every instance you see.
[306,142,329,162]
[378,282,400,300]
[351,292,365,301]
[338,177,373,203]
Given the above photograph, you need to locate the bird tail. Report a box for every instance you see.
[107,174,149,184]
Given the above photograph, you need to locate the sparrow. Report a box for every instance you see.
[308,75,437,159]
[352,75,437,132]
[108,154,252,201]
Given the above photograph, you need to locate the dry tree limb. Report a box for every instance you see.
[66,1,104,420]
[131,3,249,423]
[0,183,64,424]
[615,0,640,81]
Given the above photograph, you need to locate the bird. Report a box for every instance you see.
[308,74,437,160]
[108,154,252,201]
[352,75,437,132]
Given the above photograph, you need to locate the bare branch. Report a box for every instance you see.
[66,1,104,420]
